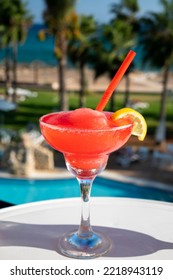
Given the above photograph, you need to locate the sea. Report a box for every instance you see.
[0,23,147,70]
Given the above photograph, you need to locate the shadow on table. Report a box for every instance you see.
[0,221,173,258]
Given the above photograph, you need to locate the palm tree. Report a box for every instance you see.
[110,0,139,107]
[111,0,139,26]
[140,0,173,143]
[0,0,32,102]
[0,25,11,98]
[43,0,77,111]
[11,0,32,103]
[91,20,135,111]
[68,15,97,107]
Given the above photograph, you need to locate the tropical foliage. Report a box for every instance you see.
[42,0,77,110]
[140,0,173,119]
[0,0,32,101]
[90,0,139,110]
[140,0,173,142]
[68,15,97,107]
[110,0,139,107]
[0,0,173,145]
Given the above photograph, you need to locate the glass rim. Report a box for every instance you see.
[39,112,133,132]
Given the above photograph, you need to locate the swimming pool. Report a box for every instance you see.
[0,176,173,205]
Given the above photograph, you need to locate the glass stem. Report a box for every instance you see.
[77,177,95,238]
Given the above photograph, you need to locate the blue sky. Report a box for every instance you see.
[26,0,162,23]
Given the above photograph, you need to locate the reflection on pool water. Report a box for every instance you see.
[0,176,173,205]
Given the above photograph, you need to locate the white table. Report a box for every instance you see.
[0,197,173,260]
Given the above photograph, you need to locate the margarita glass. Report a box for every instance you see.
[40,108,133,259]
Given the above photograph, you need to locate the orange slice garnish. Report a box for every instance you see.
[111,108,147,141]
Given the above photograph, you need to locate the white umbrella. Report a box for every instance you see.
[0,98,17,112]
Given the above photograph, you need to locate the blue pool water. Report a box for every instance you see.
[0,176,173,205]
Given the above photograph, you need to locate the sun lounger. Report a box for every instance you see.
[152,150,173,168]
[137,147,149,161]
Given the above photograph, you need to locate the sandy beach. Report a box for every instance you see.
[1,64,173,93]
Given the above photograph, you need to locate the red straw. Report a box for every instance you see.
[96,50,136,111]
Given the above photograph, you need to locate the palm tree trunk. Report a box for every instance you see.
[57,33,68,111]
[33,62,39,84]
[124,73,130,107]
[5,45,11,99]
[109,91,116,111]
[109,73,116,111]
[58,56,68,111]
[160,65,169,121]
[12,41,18,103]
[155,65,169,144]
[79,62,86,107]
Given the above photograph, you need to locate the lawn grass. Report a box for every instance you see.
[1,87,173,138]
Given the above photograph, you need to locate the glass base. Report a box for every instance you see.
[59,230,111,259]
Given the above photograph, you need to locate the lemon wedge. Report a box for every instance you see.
[111,108,147,141]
